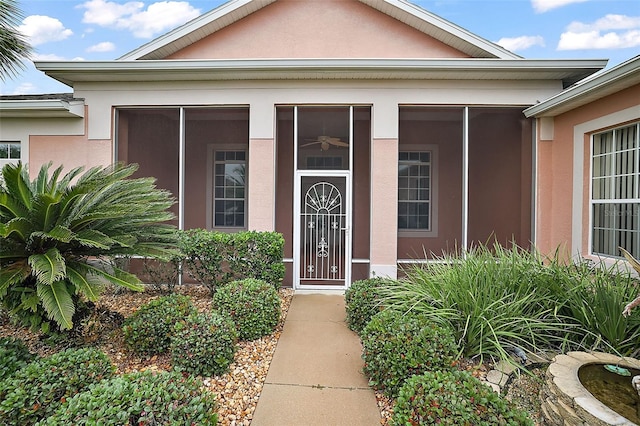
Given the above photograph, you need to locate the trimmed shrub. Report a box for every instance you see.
[41,370,218,425]
[0,337,36,381]
[392,370,534,426]
[213,278,281,341]
[171,311,238,376]
[122,294,197,355]
[179,229,284,295]
[0,347,114,425]
[361,309,459,397]
[344,278,386,335]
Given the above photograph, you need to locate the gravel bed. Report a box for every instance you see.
[0,285,293,426]
[1,287,545,425]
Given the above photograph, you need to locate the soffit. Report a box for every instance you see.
[35,58,606,88]
[524,55,640,117]
[0,96,85,118]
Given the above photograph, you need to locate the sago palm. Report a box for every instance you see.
[0,162,176,331]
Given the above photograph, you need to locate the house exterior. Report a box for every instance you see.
[524,55,640,264]
[1,0,617,289]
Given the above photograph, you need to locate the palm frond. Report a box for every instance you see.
[74,229,116,249]
[66,261,102,302]
[28,248,66,286]
[1,162,33,210]
[84,262,144,292]
[36,281,75,330]
[0,261,30,297]
[0,217,31,241]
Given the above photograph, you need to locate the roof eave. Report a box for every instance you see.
[524,55,640,118]
[35,58,607,87]
[0,99,85,118]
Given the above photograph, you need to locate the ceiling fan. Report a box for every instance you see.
[301,135,349,151]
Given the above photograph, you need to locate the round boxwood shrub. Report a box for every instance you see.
[41,370,218,425]
[344,278,386,335]
[213,278,281,340]
[0,337,37,381]
[393,370,534,426]
[171,311,238,376]
[123,294,197,355]
[0,347,114,425]
[361,309,459,397]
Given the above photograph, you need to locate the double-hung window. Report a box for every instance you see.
[591,122,639,258]
[213,150,246,228]
[398,151,432,231]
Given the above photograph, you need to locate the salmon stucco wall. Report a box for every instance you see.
[29,135,111,177]
[168,0,469,60]
[536,82,640,259]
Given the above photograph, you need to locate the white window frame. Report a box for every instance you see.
[0,141,21,168]
[590,121,640,259]
[206,144,248,231]
[398,144,439,237]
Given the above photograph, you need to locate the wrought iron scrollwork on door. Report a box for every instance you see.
[302,181,345,281]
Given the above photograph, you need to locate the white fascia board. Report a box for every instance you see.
[35,58,607,85]
[524,55,640,118]
[119,0,275,60]
[0,99,84,118]
[375,0,520,59]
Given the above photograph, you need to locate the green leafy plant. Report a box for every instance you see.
[179,229,284,295]
[141,253,183,294]
[380,244,577,364]
[123,294,197,355]
[41,370,218,425]
[561,258,640,356]
[361,309,459,398]
[0,162,176,332]
[171,311,238,376]
[392,370,534,425]
[213,278,281,340]
[0,337,36,381]
[344,278,386,336]
[0,347,114,425]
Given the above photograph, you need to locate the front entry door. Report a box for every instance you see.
[295,174,350,288]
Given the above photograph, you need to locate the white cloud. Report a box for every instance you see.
[531,0,588,13]
[87,41,116,53]
[31,53,67,61]
[18,15,73,46]
[79,0,200,38]
[9,82,39,95]
[558,14,640,50]
[496,35,545,52]
[567,14,640,32]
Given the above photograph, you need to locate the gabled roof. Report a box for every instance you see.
[524,55,640,117]
[119,0,520,61]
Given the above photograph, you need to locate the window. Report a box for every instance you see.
[214,151,246,228]
[0,142,21,160]
[591,122,639,258]
[398,151,432,231]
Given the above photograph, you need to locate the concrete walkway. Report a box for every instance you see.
[252,294,381,425]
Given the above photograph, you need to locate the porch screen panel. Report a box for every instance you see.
[184,107,249,230]
[397,107,463,259]
[116,108,180,226]
[592,122,640,258]
[297,107,350,171]
[467,107,533,249]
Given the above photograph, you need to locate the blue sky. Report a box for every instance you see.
[1,0,639,95]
